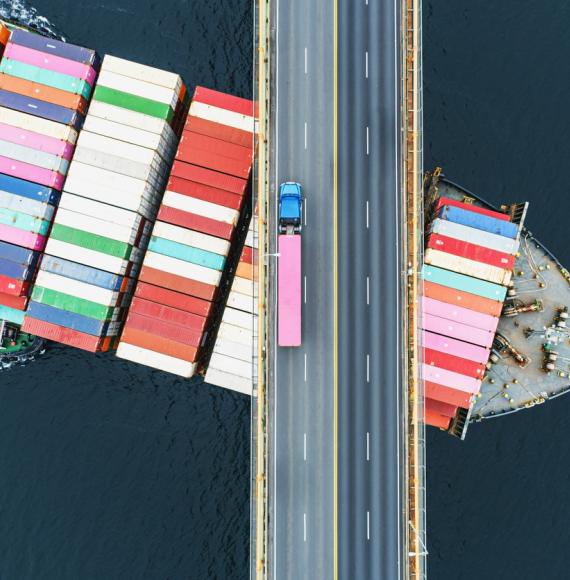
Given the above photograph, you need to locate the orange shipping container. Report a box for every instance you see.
[424,408,451,430]
[120,326,198,362]
[425,397,457,418]
[236,261,254,280]
[422,280,503,317]
[424,381,472,408]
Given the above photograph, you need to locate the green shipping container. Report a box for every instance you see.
[0,207,50,236]
[93,85,174,122]
[31,286,121,321]
[50,223,132,259]
[0,59,92,99]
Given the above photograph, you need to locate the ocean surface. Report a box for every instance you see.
[1,0,569,578]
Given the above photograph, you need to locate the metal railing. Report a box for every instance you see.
[403,0,427,577]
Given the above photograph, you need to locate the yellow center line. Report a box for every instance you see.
[333,0,339,577]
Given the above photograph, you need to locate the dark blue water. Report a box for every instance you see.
[2,0,569,578]
[0,1,252,578]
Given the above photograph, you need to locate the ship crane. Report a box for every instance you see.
[492,333,529,368]
[502,299,543,317]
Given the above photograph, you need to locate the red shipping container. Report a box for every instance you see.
[193,86,256,117]
[424,381,472,407]
[180,131,253,163]
[0,274,29,297]
[427,233,514,270]
[157,205,234,240]
[129,296,207,332]
[166,176,244,210]
[125,311,203,347]
[435,196,510,222]
[139,266,217,302]
[184,116,253,148]
[134,281,213,317]
[176,146,251,179]
[120,325,198,362]
[21,317,114,352]
[170,160,247,195]
[422,281,503,317]
[424,348,485,379]
[240,245,254,265]
[0,292,28,310]
[425,397,457,418]
[424,408,452,430]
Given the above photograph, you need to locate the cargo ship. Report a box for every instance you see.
[423,169,570,438]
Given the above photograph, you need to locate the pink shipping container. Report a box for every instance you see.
[0,123,75,159]
[421,330,490,364]
[278,234,301,347]
[422,296,499,333]
[0,155,64,189]
[421,363,482,394]
[422,313,495,348]
[0,223,46,251]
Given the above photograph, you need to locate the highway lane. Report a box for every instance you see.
[270,0,335,577]
[337,0,405,578]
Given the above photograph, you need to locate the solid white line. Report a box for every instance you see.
[365,51,369,79]
[366,432,370,461]
[304,275,307,304]
[366,276,370,305]
[304,47,308,74]
[304,352,307,382]
[366,201,369,228]
[367,511,370,540]
[304,121,308,150]
[366,126,369,155]
[304,432,307,461]
[366,354,370,383]
[303,512,307,542]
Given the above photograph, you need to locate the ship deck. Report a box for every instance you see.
[431,178,570,421]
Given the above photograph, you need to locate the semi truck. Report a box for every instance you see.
[277,182,302,347]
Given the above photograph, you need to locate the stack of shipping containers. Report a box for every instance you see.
[422,196,522,429]
[116,87,256,377]
[22,55,186,351]
[205,216,257,394]
[0,29,98,329]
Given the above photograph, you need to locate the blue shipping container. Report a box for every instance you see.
[0,256,33,281]
[9,29,100,68]
[148,236,226,271]
[0,90,83,130]
[438,205,518,239]
[422,264,507,302]
[0,240,39,266]
[40,254,131,292]
[26,301,118,337]
[0,173,60,205]
[0,191,55,221]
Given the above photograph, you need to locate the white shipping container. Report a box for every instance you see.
[189,101,256,133]
[54,208,141,245]
[424,249,513,286]
[96,70,179,108]
[244,229,257,249]
[226,291,257,313]
[35,270,121,306]
[102,55,183,92]
[143,251,222,286]
[231,276,254,296]
[430,218,519,255]
[82,116,175,161]
[45,238,132,275]
[116,342,197,377]
[204,367,252,396]
[58,192,143,230]
[87,100,176,139]
[0,139,69,173]
[162,190,239,225]
[0,191,54,221]
[72,146,164,189]
[216,321,253,345]
[0,106,78,143]
[222,307,255,331]
[67,161,160,201]
[152,221,231,256]
[213,335,252,361]
[208,352,252,380]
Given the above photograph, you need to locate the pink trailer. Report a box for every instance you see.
[422,296,499,333]
[421,330,490,364]
[422,313,495,348]
[0,122,75,159]
[421,364,482,394]
[278,234,301,347]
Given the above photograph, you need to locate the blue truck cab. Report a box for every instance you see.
[278,182,303,234]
